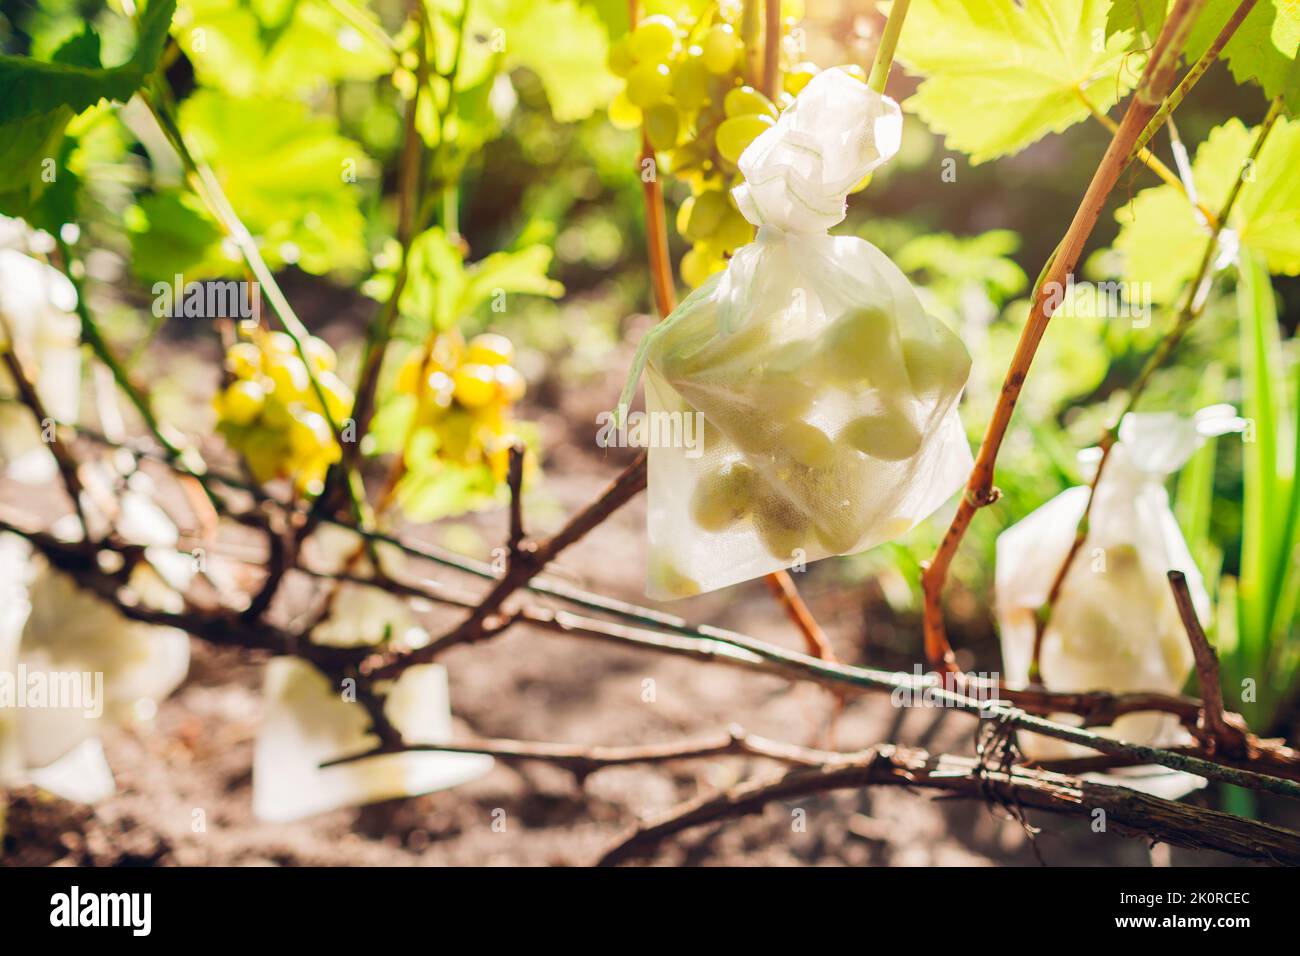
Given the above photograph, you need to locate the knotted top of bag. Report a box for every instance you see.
[731,68,903,236]
[1079,405,1247,484]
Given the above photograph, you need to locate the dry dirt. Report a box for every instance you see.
[0,330,1272,868]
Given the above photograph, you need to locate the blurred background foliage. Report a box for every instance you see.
[0,0,1296,730]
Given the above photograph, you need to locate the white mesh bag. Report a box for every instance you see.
[619,68,974,599]
[996,406,1245,761]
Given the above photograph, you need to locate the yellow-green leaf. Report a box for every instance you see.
[895,0,1136,163]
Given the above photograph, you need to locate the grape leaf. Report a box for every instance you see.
[178,90,372,275]
[174,0,393,97]
[1112,115,1300,301]
[399,226,564,331]
[126,190,231,283]
[0,2,175,219]
[0,0,175,124]
[894,0,1136,163]
[1107,0,1299,113]
[464,0,619,122]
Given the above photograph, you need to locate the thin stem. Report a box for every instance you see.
[868,0,911,94]
[1031,98,1283,670]
[1077,89,1218,226]
[761,0,781,100]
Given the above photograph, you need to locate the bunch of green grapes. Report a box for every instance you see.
[685,306,972,559]
[607,9,847,287]
[215,329,353,496]
[393,331,526,482]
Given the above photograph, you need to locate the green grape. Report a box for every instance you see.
[690,460,759,531]
[314,370,354,421]
[671,48,712,110]
[220,379,266,426]
[684,188,728,242]
[680,245,725,288]
[466,332,515,366]
[648,553,701,598]
[716,114,774,163]
[453,363,497,408]
[723,85,778,120]
[288,408,333,458]
[842,410,922,461]
[760,342,819,420]
[644,103,680,151]
[303,337,337,373]
[226,342,262,378]
[626,61,672,108]
[779,420,834,469]
[784,61,819,95]
[819,306,906,391]
[608,91,642,131]
[701,23,738,74]
[493,364,527,403]
[754,494,809,561]
[901,325,972,398]
[607,35,637,77]
[630,15,678,62]
[714,203,753,252]
[266,353,310,398]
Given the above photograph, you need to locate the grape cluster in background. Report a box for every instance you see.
[607,6,862,287]
[215,330,353,496]
[391,331,528,483]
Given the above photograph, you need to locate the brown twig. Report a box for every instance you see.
[761,0,780,101]
[1031,95,1284,674]
[1169,570,1248,757]
[597,743,1300,866]
[920,0,1212,673]
[322,725,840,776]
[506,442,528,557]
[363,451,648,678]
[0,347,89,536]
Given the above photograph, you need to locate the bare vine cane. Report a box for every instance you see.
[1029,96,1285,678]
[919,0,1214,674]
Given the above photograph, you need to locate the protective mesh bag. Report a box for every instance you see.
[996,406,1244,761]
[620,69,973,599]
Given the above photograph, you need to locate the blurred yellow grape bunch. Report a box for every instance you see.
[214,329,353,497]
[608,4,856,287]
[365,330,533,520]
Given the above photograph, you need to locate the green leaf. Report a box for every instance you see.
[460,245,565,315]
[126,189,231,282]
[174,0,394,97]
[467,0,619,122]
[1113,116,1300,301]
[399,227,564,330]
[400,227,467,329]
[1235,252,1296,726]
[1105,0,1167,39]
[894,0,1136,163]
[178,90,372,275]
[1109,0,1300,114]
[1174,362,1226,574]
[0,0,175,125]
[0,2,175,217]
[395,460,502,521]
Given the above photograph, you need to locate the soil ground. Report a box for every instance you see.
[0,324,1277,868]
